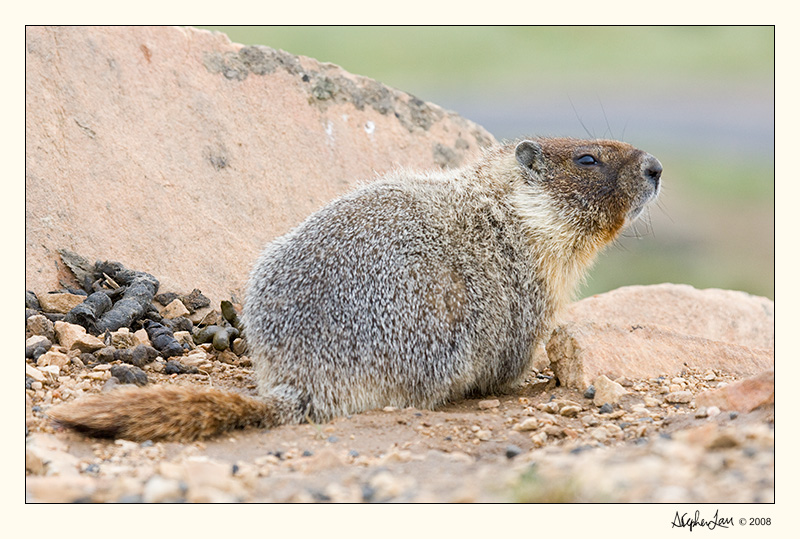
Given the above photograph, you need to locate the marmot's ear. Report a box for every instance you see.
[515,140,544,173]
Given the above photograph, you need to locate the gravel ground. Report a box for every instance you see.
[26,323,774,503]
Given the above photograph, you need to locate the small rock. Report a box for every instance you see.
[581,414,599,427]
[598,403,614,414]
[133,328,151,347]
[665,391,693,404]
[643,396,661,407]
[367,470,413,501]
[173,331,195,349]
[592,375,627,407]
[505,444,523,459]
[26,336,53,360]
[36,350,70,369]
[513,418,540,431]
[110,328,138,349]
[182,350,212,369]
[543,425,565,438]
[478,399,500,410]
[38,293,86,314]
[183,457,241,495]
[538,401,560,414]
[161,298,190,319]
[216,349,238,365]
[39,365,61,382]
[54,321,88,350]
[530,431,548,447]
[25,334,50,351]
[70,333,106,353]
[142,475,186,503]
[559,404,582,417]
[26,290,41,310]
[695,370,774,413]
[25,476,97,502]
[590,427,608,442]
[302,448,344,473]
[474,429,491,441]
[149,359,166,373]
[25,364,46,382]
[110,364,148,386]
[378,449,414,465]
[232,338,247,356]
[583,385,596,399]
[26,314,55,341]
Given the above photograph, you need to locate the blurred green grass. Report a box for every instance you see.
[198,26,774,300]
[199,26,773,91]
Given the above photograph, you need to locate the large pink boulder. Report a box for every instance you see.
[547,284,774,389]
[26,26,494,304]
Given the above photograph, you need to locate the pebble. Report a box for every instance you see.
[598,403,613,414]
[70,333,106,353]
[505,445,523,459]
[142,475,186,503]
[26,314,55,341]
[38,293,86,314]
[559,404,582,417]
[474,429,491,441]
[161,298,190,319]
[54,321,90,350]
[538,401,560,414]
[543,426,565,438]
[530,432,549,447]
[665,391,693,404]
[593,375,627,407]
[39,365,61,382]
[583,385,596,399]
[513,418,540,431]
[232,338,247,356]
[36,350,70,369]
[367,471,413,501]
[133,328,151,347]
[110,328,138,349]
[478,399,500,409]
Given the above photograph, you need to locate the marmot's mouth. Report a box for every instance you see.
[625,187,659,226]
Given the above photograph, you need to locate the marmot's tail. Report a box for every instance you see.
[48,385,282,442]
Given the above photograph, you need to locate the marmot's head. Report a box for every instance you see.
[514,137,661,244]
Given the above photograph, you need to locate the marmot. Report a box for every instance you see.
[50,137,662,442]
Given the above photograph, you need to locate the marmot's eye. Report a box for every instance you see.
[576,155,599,166]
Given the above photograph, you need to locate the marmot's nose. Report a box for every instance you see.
[642,154,662,190]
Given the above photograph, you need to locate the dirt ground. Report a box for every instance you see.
[25,352,775,503]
